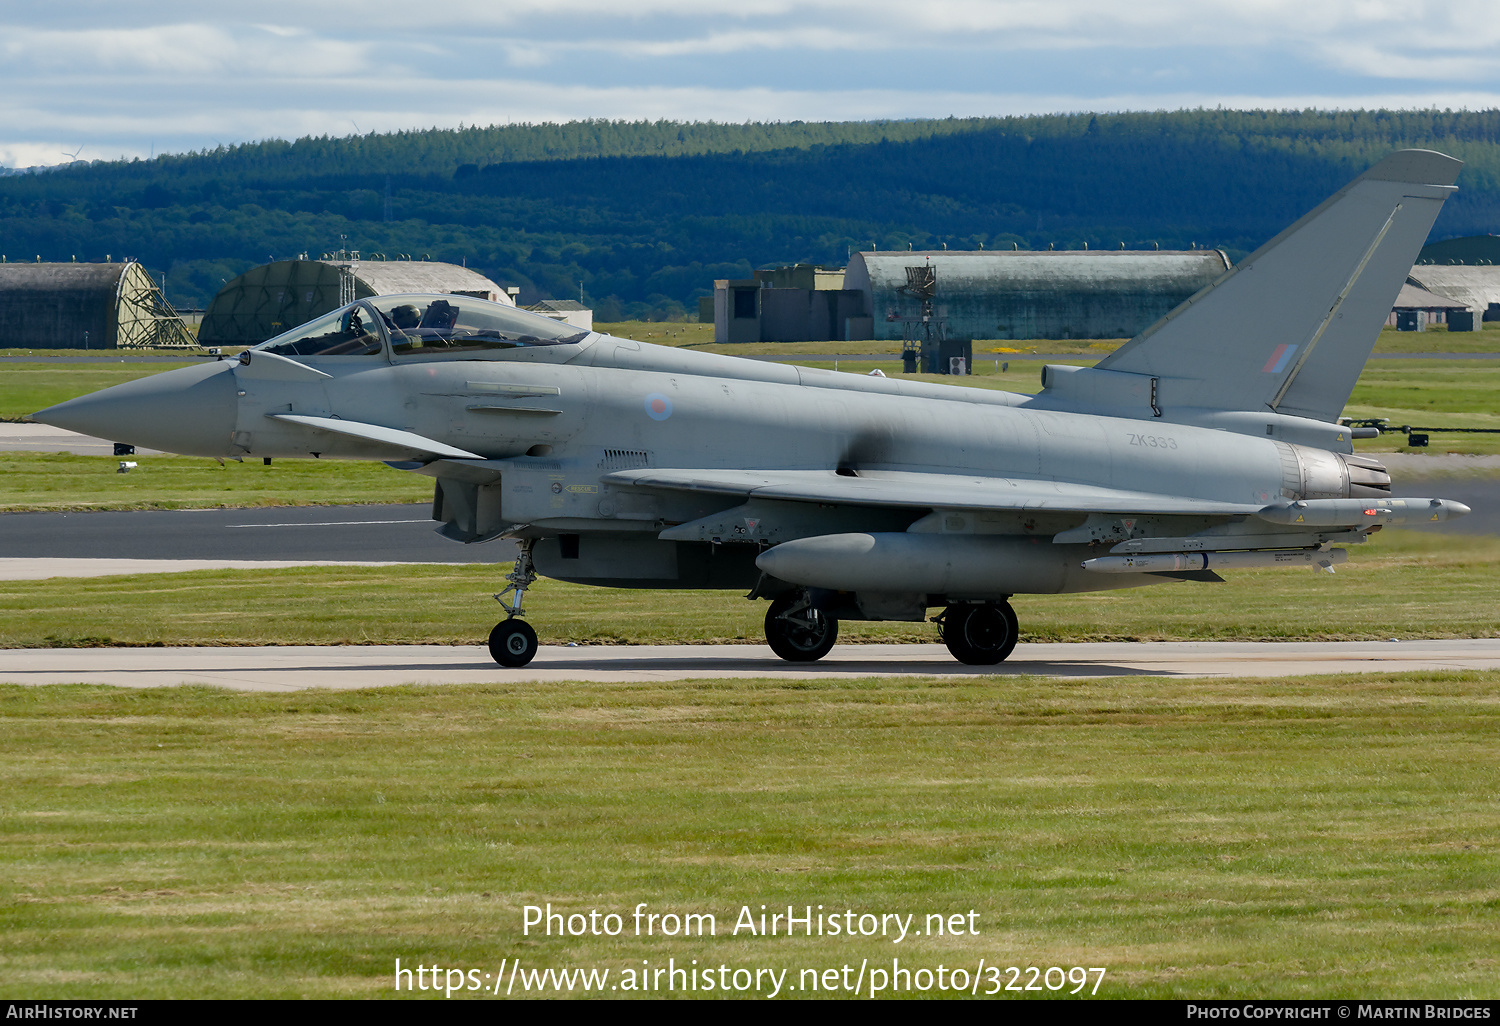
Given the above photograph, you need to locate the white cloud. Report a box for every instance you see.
[1,2,1498,165]
[0,23,369,77]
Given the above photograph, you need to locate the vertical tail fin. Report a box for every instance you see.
[1096,149,1462,422]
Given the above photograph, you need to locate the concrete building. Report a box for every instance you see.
[1388,283,1469,331]
[0,260,195,349]
[200,257,511,347]
[714,251,1231,345]
[527,299,593,332]
[1407,235,1500,330]
[713,264,861,344]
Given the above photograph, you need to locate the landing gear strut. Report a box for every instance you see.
[489,541,540,667]
[940,601,1019,665]
[764,592,838,662]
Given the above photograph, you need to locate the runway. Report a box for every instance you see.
[0,422,164,455]
[2,639,1497,690]
[0,503,509,575]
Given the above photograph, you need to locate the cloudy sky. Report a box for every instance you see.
[4,0,1499,167]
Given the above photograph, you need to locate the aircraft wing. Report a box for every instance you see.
[601,467,1264,516]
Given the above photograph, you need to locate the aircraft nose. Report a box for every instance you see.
[32,361,239,458]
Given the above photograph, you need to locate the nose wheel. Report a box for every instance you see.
[489,540,540,667]
[489,618,539,667]
[764,592,838,662]
[940,601,1019,665]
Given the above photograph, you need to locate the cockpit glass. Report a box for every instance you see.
[373,295,591,355]
[257,305,384,357]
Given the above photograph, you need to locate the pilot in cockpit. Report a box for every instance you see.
[389,304,421,331]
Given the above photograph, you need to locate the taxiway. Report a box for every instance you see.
[2,639,1497,690]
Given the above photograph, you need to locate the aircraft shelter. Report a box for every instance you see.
[713,249,1231,344]
[0,260,196,349]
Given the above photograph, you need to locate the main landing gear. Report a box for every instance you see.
[761,592,1019,666]
[764,592,838,662]
[489,541,540,667]
[938,601,1019,665]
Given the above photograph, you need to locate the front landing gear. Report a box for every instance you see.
[940,601,1019,665]
[489,619,538,667]
[490,541,540,667]
[765,592,838,662]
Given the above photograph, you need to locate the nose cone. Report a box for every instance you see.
[33,361,238,458]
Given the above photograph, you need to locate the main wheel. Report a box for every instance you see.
[488,618,539,667]
[764,594,838,662]
[941,602,1019,665]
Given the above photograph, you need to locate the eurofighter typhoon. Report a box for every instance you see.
[35,150,1472,667]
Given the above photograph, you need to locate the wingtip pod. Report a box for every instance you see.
[1357,149,1463,188]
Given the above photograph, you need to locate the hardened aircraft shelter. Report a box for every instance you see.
[0,261,195,349]
[844,249,1232,342]
[715,250,1233,344]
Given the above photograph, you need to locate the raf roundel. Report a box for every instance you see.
[644,393,673,421]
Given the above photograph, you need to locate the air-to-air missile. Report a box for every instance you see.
[35,150,1472,667]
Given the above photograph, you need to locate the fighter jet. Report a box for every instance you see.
[35,150,1472,667]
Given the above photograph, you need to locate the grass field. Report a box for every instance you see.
[0,453,433,513]
[2,530,1494,650]
[2,669,1497,999]
[1346,361,1500,454]
[0,363,197,421]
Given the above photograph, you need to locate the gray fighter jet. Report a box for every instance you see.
[35,150,1472,667]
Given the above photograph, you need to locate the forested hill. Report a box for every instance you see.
[5,110,1500,317]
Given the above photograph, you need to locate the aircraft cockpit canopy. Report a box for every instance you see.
[254,294,591,359]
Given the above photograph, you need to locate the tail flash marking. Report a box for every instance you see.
[1262,344,1298,374]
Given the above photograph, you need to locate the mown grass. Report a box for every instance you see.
[1,669,1497,998]
[1346,360,1500,454]
[0,363,197,421]
[0,453,432,513]
[1,531,1494,650]
[1371,320,1500,353]
[1344,360,1500,456]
